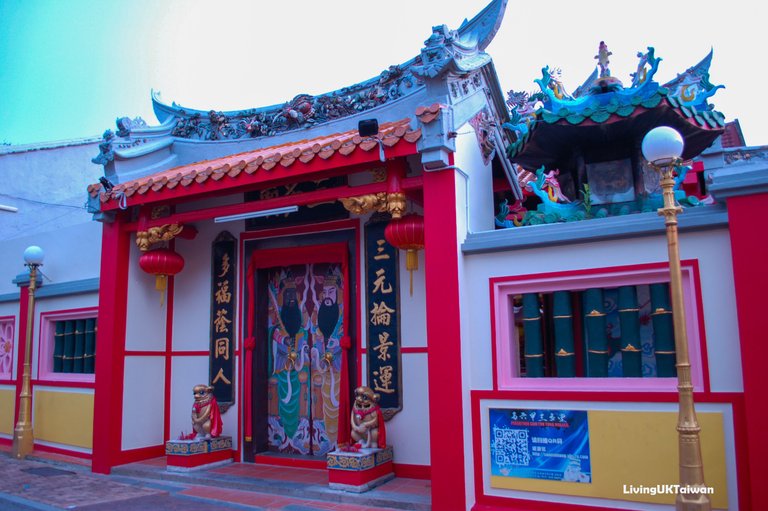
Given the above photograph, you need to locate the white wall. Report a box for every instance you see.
[0,222,102,296]
[122,355,165,449]
[125,234,167,351]
[0,139,101,245]
[357,209,432,467]
[31,292,99,379]
[459,227,741,510]
[461,228,742,393]
[170,214,240,443]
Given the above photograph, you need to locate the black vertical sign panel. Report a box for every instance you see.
[365,215,402,420]
[210,231,237,410]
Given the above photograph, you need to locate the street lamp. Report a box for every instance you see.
[642,126,711,511]
[12,245,44,459]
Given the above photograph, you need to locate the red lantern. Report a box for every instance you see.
[139,248,185,306]
[385,213,425,295]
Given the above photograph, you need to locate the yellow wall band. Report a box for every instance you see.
[0,389,15,435]
[33,390,94,449]
[490,410,727,508]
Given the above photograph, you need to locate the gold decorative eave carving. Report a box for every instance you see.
[339,192,406,219]
[136,223,196,251]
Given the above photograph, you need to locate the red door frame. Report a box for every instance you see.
[244,242,352,461]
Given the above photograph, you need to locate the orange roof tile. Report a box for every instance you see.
[91,119,421,205]
[415,103,446,124]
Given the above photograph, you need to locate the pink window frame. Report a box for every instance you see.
[490,262,706,392]
[0,316,14,381]
[37,307,98,384]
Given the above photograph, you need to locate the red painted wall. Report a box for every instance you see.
[423,167,466,510]
[726,191,768,509]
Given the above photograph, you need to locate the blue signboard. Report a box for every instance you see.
[489,408,591,483]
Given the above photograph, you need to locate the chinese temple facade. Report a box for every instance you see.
[2,0,767,509]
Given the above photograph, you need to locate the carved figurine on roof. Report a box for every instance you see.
[497,42,726,228]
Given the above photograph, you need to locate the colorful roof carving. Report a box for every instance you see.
[90,119,421,209]
[505,43,726,169]
[147,0,507,143]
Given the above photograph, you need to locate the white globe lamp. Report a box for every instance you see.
[23,246,45,267]
[642,126,684,166]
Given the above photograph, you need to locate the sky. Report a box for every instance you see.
[1,0,766,147]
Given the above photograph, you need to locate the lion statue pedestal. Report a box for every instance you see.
[165,384,232,472]
[327,386,394,492]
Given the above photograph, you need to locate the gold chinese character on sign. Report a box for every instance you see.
[373,365,395,394]
[215,338,230,360]
[214,309,232,333]
[372,268,393,294]
[370,301,395,326]
[260,187,279,200]
[218,254,230,278]
[215,280,232,304]
[212,368,231,385]
[373,332,393,361]
[374,239,390,261]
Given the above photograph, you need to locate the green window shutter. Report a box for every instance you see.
[84,318,96,374]
[618,286,642,377]
[62,320,75,373]
[583,288,608,377]
[53,321,65,372]
[522,293,544,377]
[73,319,85,373]
[552,291,575,377]
[650,283,676,377]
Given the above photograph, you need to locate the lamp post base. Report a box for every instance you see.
[677,492,712,511]
[12,425,34,459]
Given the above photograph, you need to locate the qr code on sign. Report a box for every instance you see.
[492,428,530,466]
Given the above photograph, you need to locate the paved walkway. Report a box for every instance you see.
[0,448,431,511]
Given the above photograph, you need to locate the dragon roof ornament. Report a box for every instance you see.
[142,0,506,144]
[504,42,726,151]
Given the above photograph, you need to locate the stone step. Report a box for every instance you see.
[110,462,431,511]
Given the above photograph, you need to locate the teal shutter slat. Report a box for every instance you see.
[73,319,85,373]
[583,288,608,377]
[84,318,96,374]
[618,286,642,377]
[552,291,575,377]
[650,283,676,377]
[521,293,544,377]
[53,321,65,372]
[62,320,75,372]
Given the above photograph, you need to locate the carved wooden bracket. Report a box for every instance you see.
[339,192,406,219]
[136,223,193,251]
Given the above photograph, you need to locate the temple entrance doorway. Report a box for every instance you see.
[246,241,352,460]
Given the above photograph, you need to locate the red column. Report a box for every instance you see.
[92,219,131,474]
[423,167,466,510]
[727,191,767,509]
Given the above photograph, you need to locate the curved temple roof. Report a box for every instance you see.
[149,0,507,142]
[505,44,726,169]
[91,119,422,210]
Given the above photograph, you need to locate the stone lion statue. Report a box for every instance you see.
[191,384,223,440]
[350,386,386,449]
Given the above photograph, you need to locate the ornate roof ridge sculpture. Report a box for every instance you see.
[147,0,507,142]
[505,43,726,165]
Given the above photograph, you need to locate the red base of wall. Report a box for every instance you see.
[472,497,633,511]
[329,460,393,486]
[167,448,233,469]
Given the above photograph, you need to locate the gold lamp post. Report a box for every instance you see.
[12,245,44,459]
[642,127,710,510]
